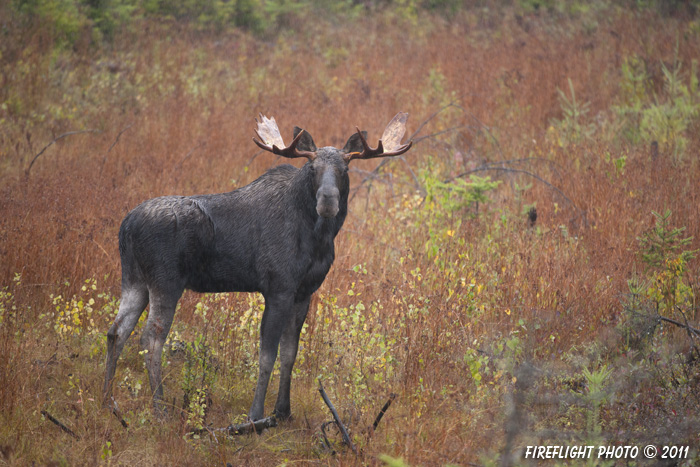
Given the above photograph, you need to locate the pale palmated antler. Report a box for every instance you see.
[253,114,316,161]
[344,112,413,162]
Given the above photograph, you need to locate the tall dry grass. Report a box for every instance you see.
[1,4,699,465]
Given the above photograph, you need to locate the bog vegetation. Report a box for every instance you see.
[1,0,700,465]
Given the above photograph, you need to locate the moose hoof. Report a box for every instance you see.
[272,408,292,421]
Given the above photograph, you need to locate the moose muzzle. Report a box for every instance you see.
[316,184,340,218]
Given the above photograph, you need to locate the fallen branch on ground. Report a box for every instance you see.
[192,416,277,437]
[105,397,129,429]
[226,416,277,435]
[320,420,337,454]
[318,380,357,455]
[372,393,397,433]
[110,406,129,429]
[41,410,80,440]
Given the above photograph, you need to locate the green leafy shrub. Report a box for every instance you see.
[420,169,501,258]
[621,210,696,348]
[181,332,217,431]
[312,286,399,408]
[550,78,596,145]
[637,209,696,271]
[40,278,118,356]
[614,53,700,162]
[15,0,88,46]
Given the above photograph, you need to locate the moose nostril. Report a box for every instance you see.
[316,186,340,218]
[317,203,339,218]
[317,187,339,201]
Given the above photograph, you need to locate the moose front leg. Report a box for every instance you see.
[249,292,293,421]
[274,296,311,420]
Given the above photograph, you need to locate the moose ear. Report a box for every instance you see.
[342,131,368,154]
[293,126,317,152]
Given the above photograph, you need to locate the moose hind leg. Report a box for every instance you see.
[274,296,311,420]
[104,285,149,406]
[141,288,180,414]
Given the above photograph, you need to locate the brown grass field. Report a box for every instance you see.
[1,2,699,465]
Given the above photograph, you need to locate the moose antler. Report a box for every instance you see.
[345,112,413,162]
[253,114,316,160]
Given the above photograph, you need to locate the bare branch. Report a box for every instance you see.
[660,313,700,336]
[174,141,206,171]
[100,124,132,176]
[226,416,277,435]
[412,125,468,145]
[372,393,397,432]
[191,416,277,437]
[320,421,337,454]
[318,380,357,455]
[406,99,461,142]
[26,129,100,178]
[41,410,80,439]
[464,109,505,159]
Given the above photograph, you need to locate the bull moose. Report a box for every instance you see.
[103,113,413,422]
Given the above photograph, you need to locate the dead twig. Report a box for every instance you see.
[226,416,277,436]
[407,100,462,143]
[412,125,469,145]
[173,141,206,172]
[320,421,337,454]
[483,156,565,180]
[660,313,700,336]
[455,103,506,160]
[25,129,100,178]
[318,380,358,455]
[663,310,700,362]
[105,398,129,429]
[111,407,129,429]
[99,124,132,176]
[41,410,80,440]
[226,416,277,435]
[371,393,397,433]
